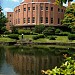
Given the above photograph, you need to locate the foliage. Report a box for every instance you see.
[32,34,45,40]
[12,26,18,34]
[68,34,75,40]
[55,29,61,35]
[8,34,19,40]
[34,24,45,33]
[4,31,11,34]
[55,0,73,6]
[43,26,55,36]
[1,26,7,33]
[42,56,75,75]
[18,29,32,35]
[62,3,75,28]
[0,6,8,34]
[71,26,75,33]
[48,36,56,40]
[59,32,70,36]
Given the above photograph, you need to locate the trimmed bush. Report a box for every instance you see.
[18,29,32,35]
[4,31,11,34]
[68,34,75,40]
[8,34,19,40]
[43,26,55,36]
[48,36,56,40]
[55,29,61,35]
[59,32,70,36]
[34,25,45,33]
[32,34,44,40]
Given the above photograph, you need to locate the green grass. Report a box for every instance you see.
[19,35,35,40]
[0,37,16,42]
[1,35,75,43]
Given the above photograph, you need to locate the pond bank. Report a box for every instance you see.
[0,41,75,46]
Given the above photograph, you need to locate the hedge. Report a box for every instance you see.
[68,34,75,40]
[8,34,19,40]
[32,34,45,40]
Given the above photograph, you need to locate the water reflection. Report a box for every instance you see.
[6,48,62,75]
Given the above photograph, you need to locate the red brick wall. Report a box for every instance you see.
[7,0,66,30]
[6,12,13,30]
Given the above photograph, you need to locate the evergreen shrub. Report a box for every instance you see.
[32,34,44,40]
[68,34,75,40]
[8,34,19,40]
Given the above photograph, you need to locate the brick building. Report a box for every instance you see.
[7,0,66,30]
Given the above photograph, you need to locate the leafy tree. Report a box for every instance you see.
[55,0,73,6]
[34,24,45,33]
[43,26,55,36]
[0,6,8,34]
[62,3,75,29]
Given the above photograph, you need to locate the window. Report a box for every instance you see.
[61,9,63,12]
[16,19,17,24]
[28,7,30,11]
[40,17,43,23]
[33,7,35,10]
[28,17,30,23]
[51,18,53,23]
[24,8,26,11]
[51,7,53,11]
[58,18,60,24]
[23,18,26,23]
[32,17,35,23]
[40,6,43,10]
[46,7,48,10]
[18,9,20,12]
[18,18,20,24]
[46,17,48,23]
[58,8,60,12]
[10,15,11,17]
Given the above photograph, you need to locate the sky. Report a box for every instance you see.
[0,0,75,16]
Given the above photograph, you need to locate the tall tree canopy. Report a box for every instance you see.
[55,0,73,6]
[62,3,75,28]
[0,6,8,33]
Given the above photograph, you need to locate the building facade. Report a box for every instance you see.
[7,0,66,30]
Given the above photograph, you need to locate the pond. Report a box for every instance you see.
[0,45,75,75]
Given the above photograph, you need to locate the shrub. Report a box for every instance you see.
[59,32,70,36]
[18,29,31,35]
[48,36,56,40]
[42,57,75,75]
[55,29,61,35]
[34,24,45,33]
[8,34,19,40]
[68,34,75,40]
[4,31,11,34]
[43,26,55,36]
[32,34,44,40]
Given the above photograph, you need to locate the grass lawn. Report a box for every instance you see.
[0,37,16,42]
[0,35,75,43]
[19,35,70,43]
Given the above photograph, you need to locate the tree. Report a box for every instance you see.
[55,0,73,6]
[43,26,55,36]
[34,24,45,34]
[0,6,8,34]
[62,3,75,30]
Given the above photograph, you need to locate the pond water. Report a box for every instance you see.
[0,46,75,75]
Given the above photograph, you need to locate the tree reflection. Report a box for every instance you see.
[0,46,5,70]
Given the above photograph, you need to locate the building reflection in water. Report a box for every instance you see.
[6,49,62,75]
